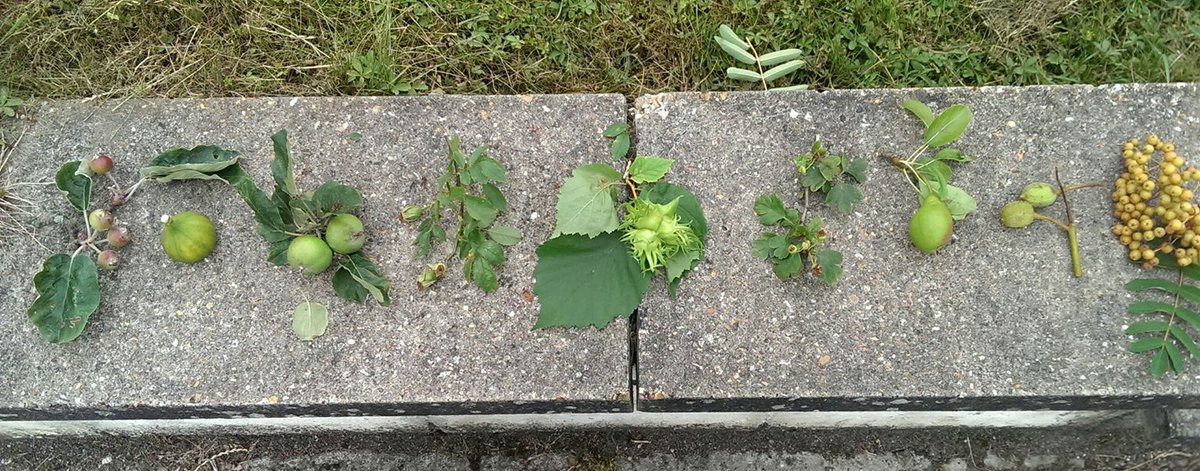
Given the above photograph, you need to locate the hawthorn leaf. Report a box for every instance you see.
[825,183,862,214]
[627,156,674,184]
[844,158,868,183]
[533,233,650,329]
[26,253,100,344]
[772,253,803,279]
[815,249,843,286]
[754,193,790,225]
[553,163,623,237]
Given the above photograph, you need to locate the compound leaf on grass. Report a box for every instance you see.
[26,253,100,344]
[771,84,809,91]
[718,24,750,50]
[758,48,803,66]
[292,300,329,341]
[627,156,674,184]
[54,161,91,212]
[610,133,630,161]
[924,104,972,147]
[715,37,756,64]
[487,225,522,246]
[140,146,241,182]
[333,253,390,305]
[901,99,935,128]
[553,163,623,237]
[533,233,651,329]
[826,183,863,214]
[761,60,804,82]
[727,67,761,82]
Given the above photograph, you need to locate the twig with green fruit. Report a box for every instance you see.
[999,171,1102,277]
[891,98,978,254]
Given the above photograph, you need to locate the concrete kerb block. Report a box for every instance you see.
[0,95,632,420]
[632,83,1200,412]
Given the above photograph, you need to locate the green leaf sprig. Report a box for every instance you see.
[795,139,867,214]
[715,24,808,91]
[892,99,978,254]
[401,136,521,293]
[752,193,842,286]
[532,123,707,329]
[1125,256,1200,376]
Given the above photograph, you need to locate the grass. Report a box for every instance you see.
[0,0,1196,100]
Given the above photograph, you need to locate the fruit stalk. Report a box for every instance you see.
[1055,169,1082,278]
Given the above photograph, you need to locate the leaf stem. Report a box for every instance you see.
[622,160,639,200]
[1162,269,1184,356]
[124,178,147,201]
[1057,182,1103,195]
[1054,168,1082,278]
[746,41,768,91]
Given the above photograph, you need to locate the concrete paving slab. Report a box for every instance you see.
[634,84,1200,411]
[0,95,631,420]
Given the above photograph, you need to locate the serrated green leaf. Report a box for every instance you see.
[140,146,241,182]
[664,246,702,287]
[310,181,363,216]
[718,24,749,50]
[54,161,91,212]
[481,183,508,212]
[1170,325,1200,357]
[826,184,862,214]
[488,225,522,246]
[727,67,762,82]
[553,163,623,237]
[26,253,100,344]
[1165,342,1184,373]
[533,233,651,329]
[292,300,329,341]
[641,183,707,241]
[474,159,506,183]
[269,130,298,213]
[333,253,390,305]
[628,156,674,184]
[464,195,498,227]
[476,239,505,266]
[844,158,868,183]
[814,248,843,286]
[754,193,790,225]
[924,104,972,147]
[1130,337,1166,352]
[1151,348,1170,376]
[752,233,780,259]
[1126,320,1170,334]
[715,37,755,64]
[761,60,804,82]
[772,253,803,279]
[603,122,629,138]
[758,49,803,66]
[901,99,935,128]
[610,133,630,161]
[470,257,499,292]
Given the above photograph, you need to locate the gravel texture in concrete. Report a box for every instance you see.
[633,84,1200,411]
[0,95,630,419]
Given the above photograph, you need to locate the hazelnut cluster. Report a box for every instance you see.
[1112,135,1198,268]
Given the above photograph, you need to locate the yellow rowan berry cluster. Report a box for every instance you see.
[1112,135,1199,268]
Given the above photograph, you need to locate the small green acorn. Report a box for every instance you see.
[1020,182,1057,208]
[999,200,1036,228]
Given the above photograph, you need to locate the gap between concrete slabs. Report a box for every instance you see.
[632,83,1200,412]
[0,95,634,421]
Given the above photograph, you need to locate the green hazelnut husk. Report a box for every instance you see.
[1000,200,1035,228]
